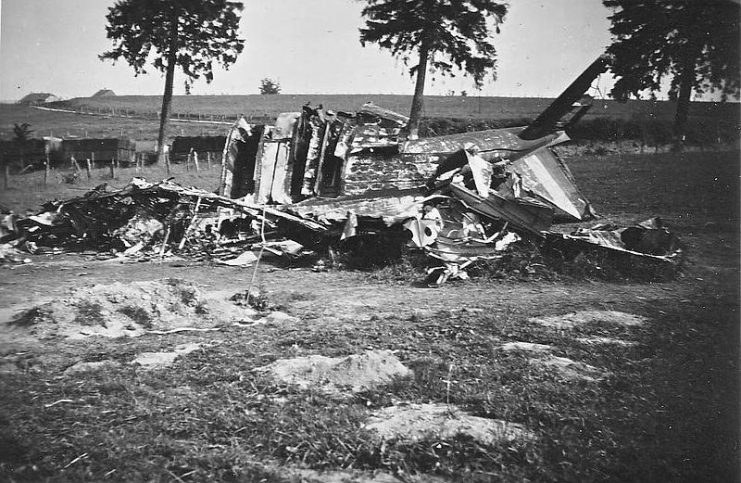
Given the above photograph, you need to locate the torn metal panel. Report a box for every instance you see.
[510,147,593,221]
[357,102,409,128]
[401,127,563,163]
[288,188,426,225]
[546,218,681,262]
[448,183,553,236]
[219,116,256,198]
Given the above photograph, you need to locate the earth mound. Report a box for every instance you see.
[8,279,258,340]
[254,350,412,394]
[363,403,533,446]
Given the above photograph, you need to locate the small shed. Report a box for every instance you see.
[170,136,225,163]
[91,89,116,98]
[0,137,64,169]
[18,93,61,105]
[62,138,136,165]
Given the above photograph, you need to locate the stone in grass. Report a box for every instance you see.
[364,403,533,446]
[500,341,553,353]
[534,355,606,382]
[133,342,202,369]
[528,310,647,330]
[254,350,412,395]
[577,336,637,347]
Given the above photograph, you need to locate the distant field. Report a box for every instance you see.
[1,94,738,145]
[0,104,231,142]
[54,94,740,123]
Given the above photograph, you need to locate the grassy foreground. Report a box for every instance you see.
[0,150,738,482]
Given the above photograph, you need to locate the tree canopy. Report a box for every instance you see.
[603,0,740,139]
[359,0,507,137]
[101,0,244,163]
[259,78,281,95]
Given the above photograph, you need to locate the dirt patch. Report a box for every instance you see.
[133,342,203,369]
[254,350,412,394]
[5,279,258,340]
[529,310,647,330]
[363,403,533,446]
[534,355,606,382]
[64,360,122,374]
[500,341,553,353]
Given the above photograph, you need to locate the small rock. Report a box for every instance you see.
[534,355,606,382]
[500,341,552,353]
[64,360,122,374]
[133,342,202,369]
[576,336,637,347]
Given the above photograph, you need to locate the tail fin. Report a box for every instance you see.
[519,55,610,140]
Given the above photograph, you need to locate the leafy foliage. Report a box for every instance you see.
[603,0,740,136]
[100,0,245,161]
[259,78,281,95]
[359,0,507,133]
[359,0,506,86]
[100,0,245,89]
[12,123,33,144]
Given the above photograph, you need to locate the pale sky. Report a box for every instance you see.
[0,0,617,101]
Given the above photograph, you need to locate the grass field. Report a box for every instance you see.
[53,94,740,123]
[0,149,738,481]
[0,104,232,142]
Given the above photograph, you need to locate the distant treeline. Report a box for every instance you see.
[420,116,740,146]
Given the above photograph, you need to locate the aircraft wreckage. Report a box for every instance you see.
[0,56,680,283]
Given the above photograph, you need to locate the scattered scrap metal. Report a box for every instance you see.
[0,56,682,282]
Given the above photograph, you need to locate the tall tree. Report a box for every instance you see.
[603,0,740,143]
[101,0,245,164]
[359,0,507,138]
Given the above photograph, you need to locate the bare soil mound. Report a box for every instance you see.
[7,279,258,340]
[363,403,533,446]
[529,310,647,330]
[534,355,606,382]
[254,350,412,394]
[132,342,203,368]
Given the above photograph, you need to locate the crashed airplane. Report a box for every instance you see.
[214,55,657,281]
[0,56,681,282]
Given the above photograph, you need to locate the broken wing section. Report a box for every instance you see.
[510,147,594,221]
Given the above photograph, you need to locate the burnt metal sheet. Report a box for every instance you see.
[289,188,426,225]
[401,127,562,163]
[448,183,553,235]
[357,102,409,127]
[510,147,593,221]
[546,218,681,262]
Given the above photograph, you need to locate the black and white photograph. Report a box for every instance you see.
[0,0,738,481]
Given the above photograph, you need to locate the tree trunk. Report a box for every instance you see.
[408,37,431,139]
[673,62,695,149]
[156,11,179,166]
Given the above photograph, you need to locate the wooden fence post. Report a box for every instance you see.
[193,150,200,172]
[165,152,170,175]
[44,154,50,186]
[110,160,116,179]
[85,159,92,179]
